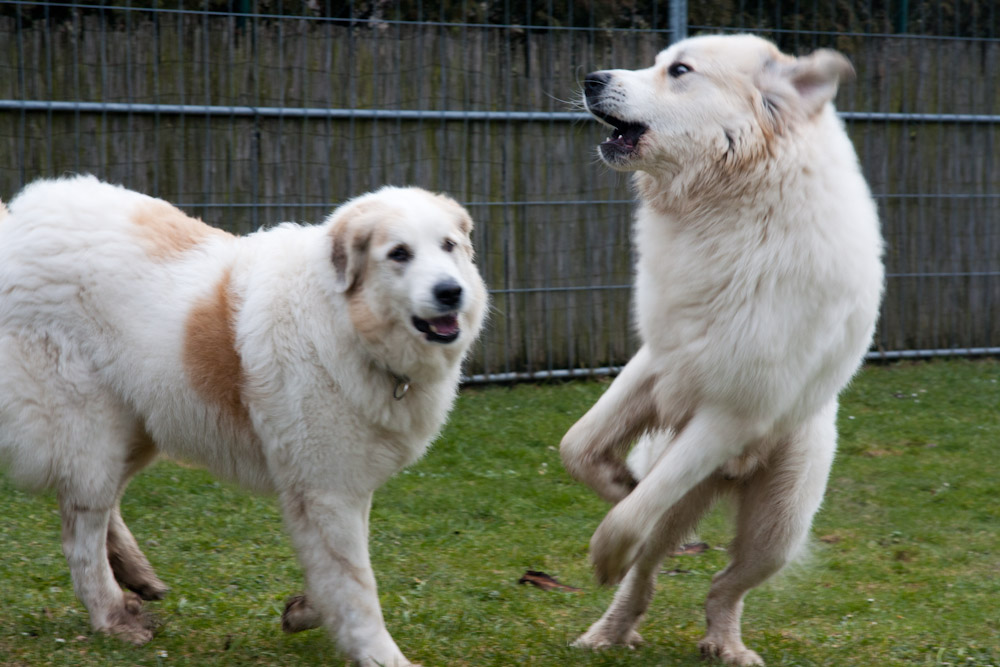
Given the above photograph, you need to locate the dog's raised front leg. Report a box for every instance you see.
[560,345,659,503]
[279,488,413,667]
[590,409,763,585]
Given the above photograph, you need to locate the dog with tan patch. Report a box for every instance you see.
[0,175,486,666]
[561,35,884,665]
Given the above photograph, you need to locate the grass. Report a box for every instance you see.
[1,359,998,666]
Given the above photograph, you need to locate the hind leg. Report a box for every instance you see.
[60,498,153,644]
[574,475,723,649]
[1,334,156,642]
[698,404,838,666]
[107,431,168,601]
[58,418,158,644]
[107,504,168,601]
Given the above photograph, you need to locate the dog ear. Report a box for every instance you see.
[328,205,373,294]
[759,48,854,123]
[433,192,473,237]
[785,49,854,116]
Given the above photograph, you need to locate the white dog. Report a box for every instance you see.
[561,35,884,665]
[0,176,487,666]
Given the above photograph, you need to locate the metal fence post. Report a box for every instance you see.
[670,0,688,43]
[2,4,997,380]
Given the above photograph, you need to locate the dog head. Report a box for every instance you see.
[583,34,853,175]
[326,187,487,355]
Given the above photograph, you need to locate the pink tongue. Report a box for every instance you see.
[429,314,459,335]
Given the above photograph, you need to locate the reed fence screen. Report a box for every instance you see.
[2,1,998,381]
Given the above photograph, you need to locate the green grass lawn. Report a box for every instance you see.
[1,359,998,666]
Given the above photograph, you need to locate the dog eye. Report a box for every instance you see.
[668,62,692,78]
[442,239,456,253]
[387,245,412,263]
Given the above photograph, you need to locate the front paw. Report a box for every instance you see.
[103,591,156,645]
[589,507,643,586]
[562,450,637,504]
[699,636,765,666]
[600,460,640,504]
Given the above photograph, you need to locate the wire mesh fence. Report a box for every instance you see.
[1,1,997,382]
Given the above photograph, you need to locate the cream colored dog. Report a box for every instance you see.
[0,176,487,666]
[562,35,884,665]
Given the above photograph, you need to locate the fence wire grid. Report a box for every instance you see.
[1,1,998,382]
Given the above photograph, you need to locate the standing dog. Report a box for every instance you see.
[561,35,884,665]
[0,176,487,666]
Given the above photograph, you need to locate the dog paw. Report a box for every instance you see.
[572,623,643,649]
[127,578,169,601]
[560,439,637,504]
[596,461,639,505]
[104,592,155,645]
[589,509,642,586]
[281,594,322,633]
[699,637,764,666]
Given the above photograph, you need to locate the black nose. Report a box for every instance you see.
[433,281,463,309]
[584,71,611,100]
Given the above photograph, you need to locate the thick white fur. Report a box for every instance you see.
[0,176,486,666]
[562,35,884,665]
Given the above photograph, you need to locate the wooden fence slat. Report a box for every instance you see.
[1,17,998,374]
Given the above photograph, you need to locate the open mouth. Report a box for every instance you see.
[412,313,461,344]
[589,109,648,161]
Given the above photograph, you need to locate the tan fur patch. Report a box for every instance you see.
[329,210,375,293]
[132,199,230,260]
[183,269,250,427]
[348,291,392,343]
[435,193,473,235]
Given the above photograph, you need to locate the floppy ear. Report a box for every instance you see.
[434,192,473,237]
[785,49,854,116]
[759,48,854,122]
[328,205,373,294]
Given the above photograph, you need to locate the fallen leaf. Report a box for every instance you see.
[517,571,582,593]
[820,534,842,544]
[663,569,692,576]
